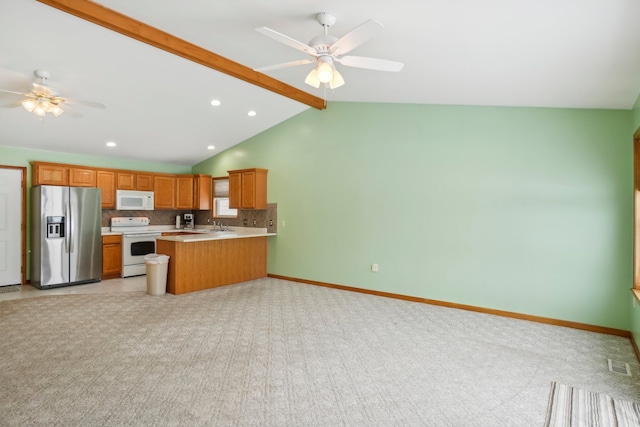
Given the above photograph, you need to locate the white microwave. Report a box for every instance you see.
[116,190,154,210]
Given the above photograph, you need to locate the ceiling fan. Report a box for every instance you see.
[254,12,404,90]
[0,69,106,118]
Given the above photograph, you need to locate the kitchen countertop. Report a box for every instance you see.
[157,227,276,242]
[101,226,275,239]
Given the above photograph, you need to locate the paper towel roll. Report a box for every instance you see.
[175,215,181,229]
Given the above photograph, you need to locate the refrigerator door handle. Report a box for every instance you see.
[67,202,74,253]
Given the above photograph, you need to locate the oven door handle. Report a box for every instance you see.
[122,233,161,238]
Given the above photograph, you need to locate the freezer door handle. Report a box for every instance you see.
[67,202,74,253]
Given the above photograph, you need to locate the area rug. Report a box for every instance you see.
[545,382,640,427]
[0,285,20,293]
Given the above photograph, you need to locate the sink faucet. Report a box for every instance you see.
[207,218,228,231]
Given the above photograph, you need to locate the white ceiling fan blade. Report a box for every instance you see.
[337,56,404,72]
[60,104,84,118]
[256,27,318,56]
[0,88,31,96]
[330,19,384,56]
[255,59,315,72]
[1,100,24,108]
[65,99,106,109]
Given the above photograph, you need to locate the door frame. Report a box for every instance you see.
[0,165,27,286]
[634,128,640,289]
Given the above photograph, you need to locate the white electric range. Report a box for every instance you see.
[110,217,161,277]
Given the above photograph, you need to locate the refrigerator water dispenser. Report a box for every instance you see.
[46,216,65,238]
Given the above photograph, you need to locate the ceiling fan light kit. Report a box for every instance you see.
[255,12,403,91]
[22,98,64,117]
[0,69,106,119]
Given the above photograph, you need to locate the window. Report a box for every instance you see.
[212,177,238,218]
[214,197,237,218]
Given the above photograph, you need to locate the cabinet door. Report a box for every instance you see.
[176,176,194,209]
[102,235,122,279]
[228,168,267,209]
[251,169,268,209]
[241,170,256,209]
[69,168,97,187]
[136,173,154,191]
[32,163,68,186]
[228,172,242,209]
[154,175,176,209]
[116,172,135,190]
[97,170,116,209]
[194,174,212,210]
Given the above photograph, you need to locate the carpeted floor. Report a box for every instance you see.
[1,278,639,426]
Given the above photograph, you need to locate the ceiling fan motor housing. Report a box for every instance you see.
[308,35,338,55]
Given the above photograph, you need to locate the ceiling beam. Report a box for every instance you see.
[36,0,326,110]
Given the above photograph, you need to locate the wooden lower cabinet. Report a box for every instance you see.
[102,235,122,279]
[157,237,267,295]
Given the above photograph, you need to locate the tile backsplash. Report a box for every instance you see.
[103,203,277,234]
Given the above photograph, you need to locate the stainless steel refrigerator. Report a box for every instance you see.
[31,185,102,289]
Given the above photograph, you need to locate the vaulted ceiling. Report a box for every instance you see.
[2,0,640,166]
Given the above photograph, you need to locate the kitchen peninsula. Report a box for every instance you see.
[156,228,275,295]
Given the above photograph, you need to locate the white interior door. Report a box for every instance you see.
[0,168,22,286]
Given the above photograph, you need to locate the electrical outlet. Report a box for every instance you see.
[269,219,273,226]
[282,220,286,227]
[371,263,379,273]
[243,219,248,226]
[253,220,257,226]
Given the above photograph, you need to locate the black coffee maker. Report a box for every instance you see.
[183,213,194,229]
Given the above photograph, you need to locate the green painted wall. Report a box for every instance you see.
[194,102,632,330]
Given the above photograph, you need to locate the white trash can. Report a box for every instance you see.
[144,254,170,296]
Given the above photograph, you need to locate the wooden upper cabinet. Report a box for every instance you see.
[193,174,212,210]
[228,172,242,209]
[116,172,135,190]
[97,170,116,209]
[153,175,176,209]
[31,162,210,211]
[228,168,267,209]
[117,172,154,190]
[69,167,96,187]
[176,176,194,210]
[32,162,69,186]
[136,173,154,191]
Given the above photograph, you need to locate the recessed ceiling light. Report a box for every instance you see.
[106,141,116,147]
[248,110,256,117]
[207,145,215,150]
[210,99,221,106]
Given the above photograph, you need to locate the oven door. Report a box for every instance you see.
[122,233,159,277]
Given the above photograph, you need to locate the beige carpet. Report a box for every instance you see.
[1,278,639,426]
